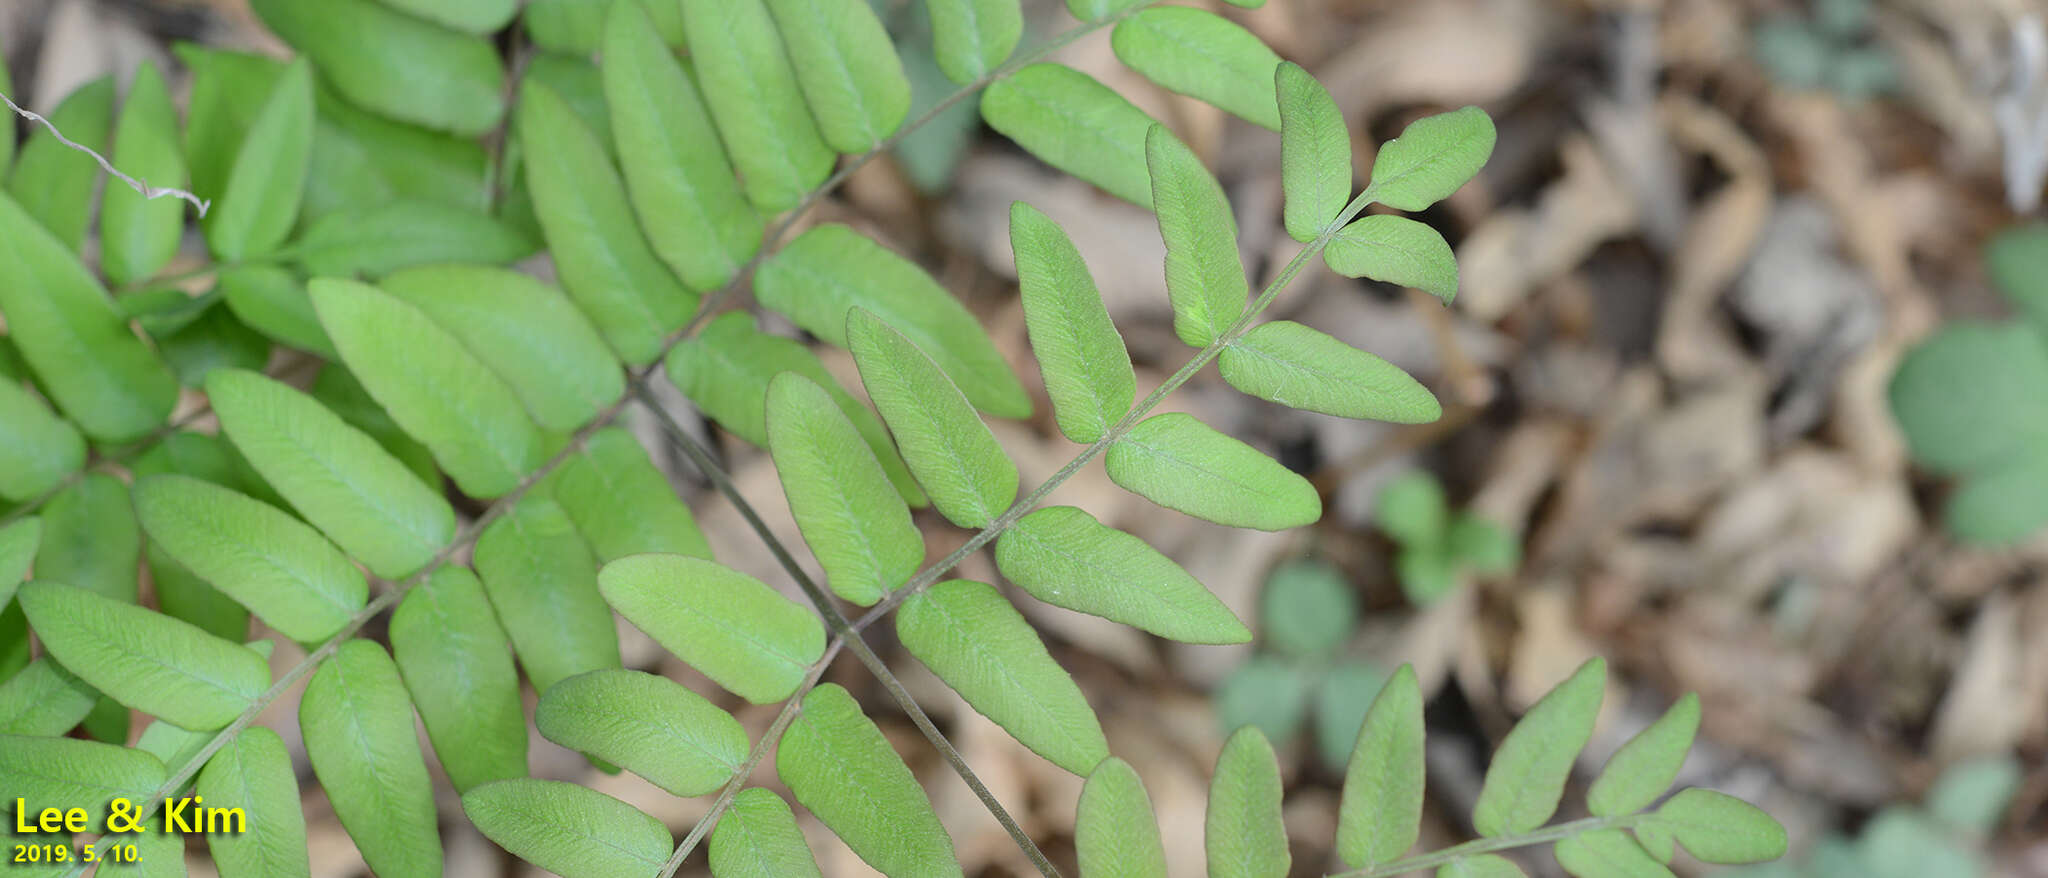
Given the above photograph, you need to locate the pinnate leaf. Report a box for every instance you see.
[900,580,1109,774]
[294,201,535,279]
[1324,215,1460,302]
[599,554,825,704]
[1150,125,1248,347]
[778,684,963,876]
[1077,757,1168,878]
[545,427,713,561]
[382,264,622,433]
[1278,62,1350,243]
[1011,202,1135,443]
[767,0,911,152]
[1338,665,1425,867]
[1106,412,1321,530]
[0,380,84,502]
[929,0,1021,84]
[1555,830,1675,878]
[301,640,442,877]
[1588,693,1699,817]
[0,191,179,442]
[1114,8,1282,129]
[101,62,186,286]
[135,474,368,643]
[1474,657,1607,836]
[1368,106,1497,211]
[1206,727,1290,878]
[982,64,1159,205]
[1222,320,1442,423]
[848,308,1019,528]
[994,505,1250,643]
[1642,789,1789,864]
[602,0,761,291]
[682,0,834,211]
[20,581,267,730]
[198,727,313,878]
[711,789,824,878]
[206,59,312,262]
[464,779,672,878]
[476,498,621,695]
[536,668,747,797]
[518,80,697,364]
[766,372,923,606]
[757,224,1031,418]
[251,0,505,135]
[390,566,527,794]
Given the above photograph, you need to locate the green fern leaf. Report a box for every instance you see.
[1077,757,1168,877]
[682,0,835,210]
[134,474,367,643]
[1011,202,1135,443]
[1114,8,1281,129]
[544,427,714,561]
[1473,657,1606,837]
[517,80,697,365]
[766,0,912,152]
[0,381,83,502]
[1587,693,1699,818]
[1338,664,1425,867]
[982,63,1158,205]
[381,264,622,433]
[0,736,163,834]
[293,202,534,279]
[301,640,443,877]
[1206,727,1290,878]
[36,474,139,602]
[20,581,265,729]
[208,368,455,578]
[1367,106,1497,212]
[598,554,825,704]
[710,788,824,878]
[766,372,923,606]
[1639,789,1788,864]
[994,505,1251,643]
[1149,125,1248,347]
[757,224,1032,418]
[251,0,505,135]
[6,77,112,251]
[198,727,314,878]
[1221,320,1441,423]
[778,684,964,877]
[389,567,527,794]
[310,278,549,497]
[1555,829,1675,878]
[1324,215,1459,303]
[100,62,185,286]
[535,669,748,797]
[1277,62,1350,243]
[0,658,94,737]
[668,314,925,506]
[206,59,312,261]
[847,308,1019,528]
[899,580,1109,775]
[928,0,1022,84]
[463,779,672,878]
[475,498,622,695]
[0,192,178,442]
[218,266,335,358]
[1440,854,1528,877]
[1106,412,1321,530]
[602,0,762,291]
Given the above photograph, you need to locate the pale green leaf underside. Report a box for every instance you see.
[536,668,748,797]
[1324,214,1460,302]
[1149,125,1248,348]
[0,658,95,737]
[1106,412,1321,531]
[1555,829,1675,878]
[0,736,164,834]
[197,727,314,878]
[1643,788,1788,864]
[710,788,824,878]
[1113,7,1281,129]
[1473,658,1607,837]
[463,779,673,878]
[101,62,185,287]
[1277,61,1350,243]
[37,473,140,602]
[1011,201,1135,444]
[475,498,622,694]
[545,427,714,562]
[1588,693,1699,818]
[0,518,41,609]
[766,0,912,153]
[1441,854,1529,877]
[0,381,82,502]
[928,0,1021,84]
[19,580,268,730]
[1207,727,1290,878]
[250,0,505,135]
[1221,320,1442,424]
[767,372,923,606]
[1077,757,1168,878]
[299,640,443,878]
[994,505,1250,644]
[982,63,1158,206]
[1368,106,1497,212]
[207,59,313,262]
[294,200,536,280]
[683,0,835,211]
[1338,664,1425,867]
[598,553,825,704]
[848,307,1019,529]
[389,566,527,794]
[899,580,1109,775]
[778,684,964,877]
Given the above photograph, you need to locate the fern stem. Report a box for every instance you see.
[1324,815,1641,877]
[633,387,1062,878]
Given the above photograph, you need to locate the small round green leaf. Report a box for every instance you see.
[1587,693,1699,818]
[1077,757,1168,878]
[928,0,1021,84]
[995,505,1251,643]
[1259,560,1358,658]
[251,0,505,135]
[1645,788,1789,865]
[778,684,963,876]
[1555,829,1676,878]
[1323,214,1460,303]
[1367,106,1497,212]
[710,788,823,878]
[1206,727,1290,878]
[1113,8,1281,129]
[536,669,748,797]
[982,64,1159,206]
[1473,657,1607,837]
[1106,412,1321,531]
[463,779,673,878]
[598,554,825,704]
[1222,320,1442,423]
